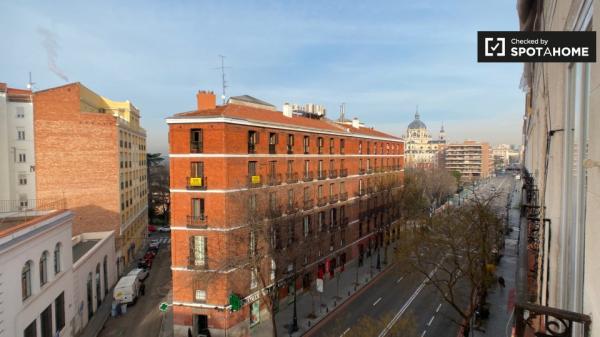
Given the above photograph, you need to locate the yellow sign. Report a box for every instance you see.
[251,175,261,184]
[189,177,203,186]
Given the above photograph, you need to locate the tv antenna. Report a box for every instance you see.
[215,55,230,104]
[27,72,36,90]
[339,102,346,122]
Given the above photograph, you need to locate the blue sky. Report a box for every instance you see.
[0,1,524,154]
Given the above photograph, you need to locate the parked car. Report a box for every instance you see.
[149,239,160,250]
[113,275,141,304]
[158,226,171,233]
[147,225,157,233]
[128,268,149,281]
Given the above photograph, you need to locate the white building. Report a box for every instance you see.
[492,144,520,170]
[517,0,598,335]
[404,110,446,168]
[0,83,36,205]
[0,204,117,337]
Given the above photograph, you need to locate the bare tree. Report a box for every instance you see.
[147,153,170,225]
[396,180,504,336]
[324,313,417,337]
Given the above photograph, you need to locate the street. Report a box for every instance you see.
[97,232,172,337]
[307,176,514,337]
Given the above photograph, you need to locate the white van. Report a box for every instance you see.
[127,268,149,281]
[113,275,141,304]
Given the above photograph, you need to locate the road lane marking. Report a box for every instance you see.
[420,330,427,337]
[340,327,350,336]
[436,303,442,313]
[427,316,435,326]
[377,265,441,337]
[396,276,404,283]
[373,297,382,306]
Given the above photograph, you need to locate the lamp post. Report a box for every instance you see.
[291,271,298,333]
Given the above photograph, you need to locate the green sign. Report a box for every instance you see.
[229,293,242,312]
[159,302,169,312]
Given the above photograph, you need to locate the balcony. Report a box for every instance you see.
[304,147,310,154]
[267,173,282,186]
[286,172,299,184]
[358,168,366,175]
[303,199,314,210]
[356,189,366,197]
[514,302,591,337]
[247,175,262,188]
[286,202,299,214]
[186,176,207,190]
[248,143,257,154]
[339,192,348,201]
[190,141,203,153]
[269,144,277,154]
[317,197,328,207]
[187,215,207,228]
[366,168,374,174]
[267,205,282,218]
[317,170,327,180]
[287,145,294,154]
[339,168,348,177]
[328,169,338,179]
[340,217,349,227]
[329,194,339,204]
[302,171,314,182]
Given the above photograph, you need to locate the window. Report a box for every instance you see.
[329,183,334,196]
[103,256,108,295]
[41,305,53,337]
[191,198,205,220]
[19,174,27,185]
[287,134,294,153]
[16,107,25,118]
[191,162,204,178]
[268,161,276,177]
[303,216,310,237]
[340,139,345,154]
[54,243,62,274]
[248,130,258,153]
[249,193,257,211]
[55,292,65,332]
[329,138,334,154]
[288,189,294,207]
[318,212,325,232]
[248,161,257,176]
[287,160,293,176]
[303,187,310,201]
[87,273,93,319]
[318,185,323,198]
[192,236,207,267]
[317,137,324,154]
[190,129,203,153]
[17,129,25,140]
[358,141,362,154]
[269,133,278,154]
[374,142,377,154]
[22,260,33,301]
[24,319,36,337]
[329,159,335,172]
[303,136,310,154]
[18,153,26,163]
[95,264,101,308]
[40,251,49,286]
[304,160,310,176]
[195,289,207,302]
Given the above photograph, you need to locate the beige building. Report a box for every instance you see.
[443,141,492,182]
[516,0,598,335]
[404,110,446,168]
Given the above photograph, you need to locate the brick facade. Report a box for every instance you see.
[167,92,404,336]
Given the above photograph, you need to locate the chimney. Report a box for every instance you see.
[352,117,360,129]
[283,102,293,118]
[197,91,216,111]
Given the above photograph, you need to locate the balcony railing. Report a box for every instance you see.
[267,173,282,186]
[190,141,203,153]
[339,168,348,177]
[269,144,277,154]
[186,176,207,190]
[367,168,374,174]
[286,172,299,184]
[356,189,366,197]
[187,215,207,228]
[247,175,262,188]
[303,199,314,210]
[328,169,338,179]
[302,171,314,182]
[286,202,299,214]
[248,143,257,154]
[317,197,328,207]
[329,194,339,204]
[339,192,348,201]
[267,205,282,218]
[514,302,591,337]
[358,168,366,175]
[317,170,327,180]
[287,145,294,154]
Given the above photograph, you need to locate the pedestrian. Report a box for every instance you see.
[498,276,506,288]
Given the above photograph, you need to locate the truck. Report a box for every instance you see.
[113,275,141,304]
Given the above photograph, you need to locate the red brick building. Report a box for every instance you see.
[167,92,404,336]
[34,83,148,275]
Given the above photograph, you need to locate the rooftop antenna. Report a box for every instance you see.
[339,102,346,122]
[215,55,230,104]
[26,72,35,90]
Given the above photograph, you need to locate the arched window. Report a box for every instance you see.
[86,272,93,319]
[54,243,62,275]
[40,251,49,286]
[95,264,101,308]
[22,260,33,301]
[103,256,108,296]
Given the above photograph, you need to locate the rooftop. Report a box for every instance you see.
[0,199,67,238]
[72,239,101,263]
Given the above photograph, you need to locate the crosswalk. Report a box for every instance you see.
[154,236,170,245]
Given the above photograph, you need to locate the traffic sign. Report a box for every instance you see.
[159,302,169,312]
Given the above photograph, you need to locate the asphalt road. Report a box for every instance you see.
[98,232,172,337]
[308,176,513,337]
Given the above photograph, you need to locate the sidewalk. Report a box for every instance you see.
[252,248,390,337]
[473,180,522,337]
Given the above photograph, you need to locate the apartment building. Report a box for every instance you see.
[0,83,36,204]
[443,140,492,182]
[167,92,404,336]
[516,0,597,335]
[33,83,147,275]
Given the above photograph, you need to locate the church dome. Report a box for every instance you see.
[407,111,427,130]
